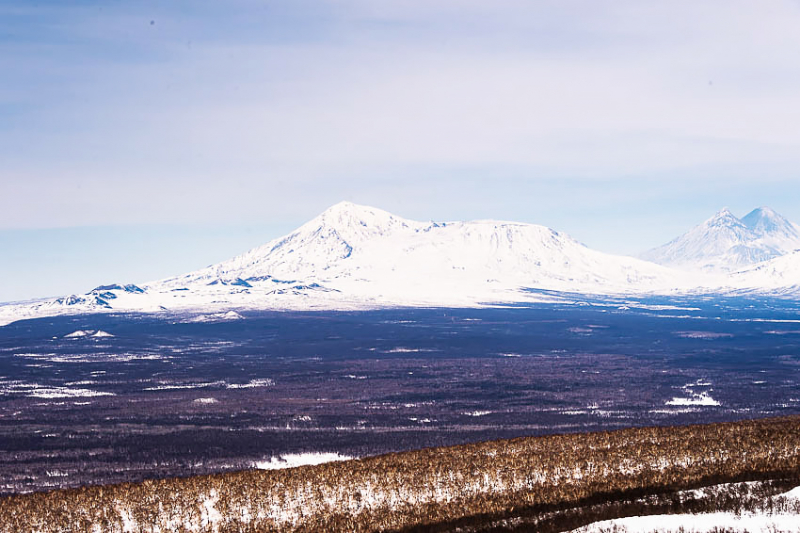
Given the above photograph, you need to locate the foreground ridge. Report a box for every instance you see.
[3,415,800,532]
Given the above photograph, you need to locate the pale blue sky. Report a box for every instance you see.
[3,1,800,301]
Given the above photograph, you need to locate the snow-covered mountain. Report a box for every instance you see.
[4,202,800,326]
[726,250,800,296]
[641,207,800,272]
[0,202,689,325]
[159,201,684,295]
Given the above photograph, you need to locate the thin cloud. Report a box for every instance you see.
[2,0,800,232]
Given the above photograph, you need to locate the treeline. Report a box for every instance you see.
[2,416,800,532]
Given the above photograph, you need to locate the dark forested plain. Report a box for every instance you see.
[2,294,800,495]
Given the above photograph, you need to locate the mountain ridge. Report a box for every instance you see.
[167,201,682,289]
[1,202,798,326]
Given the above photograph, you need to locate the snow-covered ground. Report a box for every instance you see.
[253,452,354,470]
[573,483,800,533]
[0,379,114,398]
[2,202,800,327]
[574,511,800,532]
[665,393,720,407]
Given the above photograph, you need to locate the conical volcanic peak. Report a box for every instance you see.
[641,207,800,272]
[741,207,800,240]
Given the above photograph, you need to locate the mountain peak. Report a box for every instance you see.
[321,200,364,214]
[749,206,777,216]
[742,206,780,224]
[642,206,800,272]
[743,206,781,223]
[741,206,799,240]
[705,207,745,229]
[318,201,392,221]
[310,202,412,234]
[710,207,735,219]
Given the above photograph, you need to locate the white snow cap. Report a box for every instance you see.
[2,202,800,326]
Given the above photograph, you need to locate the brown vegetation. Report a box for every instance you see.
[2,415,800,532]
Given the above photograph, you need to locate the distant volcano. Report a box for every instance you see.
[641,207,800,272]
[3,202,800,326]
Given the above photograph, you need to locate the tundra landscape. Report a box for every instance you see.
[5,2,800,531]
[3,204,800,531]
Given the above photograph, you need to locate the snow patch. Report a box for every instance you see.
[666,392,720,407]
[27,387,115,399]
[253,452,353,470]
[193,397,219,404]
[144,381,225,391]
[64,330,114,338]
[675,331,734,339]
[573,510,800,532]
[383,347,438,353]
[226,378,274,389]
[185,311,244,323]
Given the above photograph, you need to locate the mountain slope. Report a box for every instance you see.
[0,202,687,325]
[4,202,800,327]
[742,206,800,245]
[726,250,800,295]
[154,201,686,300]
[641,207,800,272]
